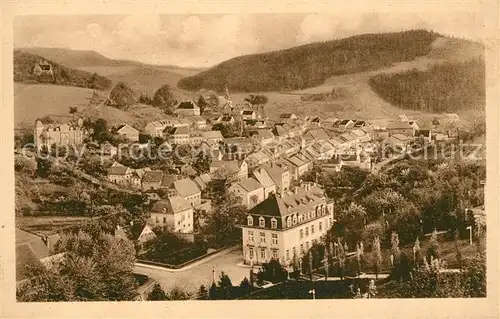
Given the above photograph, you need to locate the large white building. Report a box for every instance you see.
[241,182,334,267]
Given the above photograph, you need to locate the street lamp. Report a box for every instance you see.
[308,288,316,300]
[467,226,473,245]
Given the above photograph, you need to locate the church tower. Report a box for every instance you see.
[224,83,233,109]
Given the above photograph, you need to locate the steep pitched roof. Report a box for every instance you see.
[241,177,264,192]
[161,174,177,188]
[253,168,275,188]
[307,129,330,141]
[174,178,201,197]
[167,126,190,135]
[108,165,130,176]
[152,196,192,214]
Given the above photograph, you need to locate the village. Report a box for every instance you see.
[15,79,486,301]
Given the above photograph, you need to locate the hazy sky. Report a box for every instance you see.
[14,12,486,67]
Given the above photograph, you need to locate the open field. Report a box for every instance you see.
[14,83,96,128]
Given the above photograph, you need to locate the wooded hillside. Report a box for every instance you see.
[14,50,112,90]
[178,30,440,92]
[368,58,485,113]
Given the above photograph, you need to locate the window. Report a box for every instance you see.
[272,234,278,245]
[155,216,159,223]
[300,244,304,253]
[329,217,333,225]
[305,227,309,237]
[260,232,266,243]
[259,216,265,227]
[322,206,326,215]
[286,250,290,260]
[287,217,292,227]
[306,241,309,250]
[272,250,278,259]
[247,216,253,226]
[248,231,254,242]
[298,214,303,223]
[319,222,323,231]
[249,247,254,259]
[293,214,297,225]
[299,229,304,239]
[311,224,315,234]
[271,218,277,229]
[293,247,296,257]
[260,248,266,259]
[163,217,166,223]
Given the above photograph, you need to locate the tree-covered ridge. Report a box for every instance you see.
[178,30,440,92]
[368,58,485,113]
[14,50,112,90]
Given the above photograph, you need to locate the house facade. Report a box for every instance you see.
[107,162,133,185]
[241,183,334,267]
[150,196,194,233]
[116,124,139,142]
[34,119,85,151]
[229,177,265,209]
[174,178,202,207]
[174,101,201,117]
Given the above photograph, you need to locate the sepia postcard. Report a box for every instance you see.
[1,0,499,318]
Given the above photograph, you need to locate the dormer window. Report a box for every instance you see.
[298,214,303,223]
[259,216,265,227]
[271,218,277,229]
[292,214,297,225]
[287,217,292,227]
[247,216,253,226]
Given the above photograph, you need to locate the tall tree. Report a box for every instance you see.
[153,84,177,113]
[217,271,233,300]
[148,283,169,300]
[17,230,138,301]
[372,236,383,279]
[197,285,209,300]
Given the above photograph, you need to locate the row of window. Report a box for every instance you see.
[285,239,318,260]
[247,216,278,228]
[248,247,279,260]
[286,205,329,227]
[248,231,278,245]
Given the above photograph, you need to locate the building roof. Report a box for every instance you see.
[202,131,224,139]
[166,126,190,135]
[152,196,192,214]
[272,125,289,137]
[248,185,325,218]
[392,133,413,141]
[194,173,212,190]
[387,121,414,130]
[253,168,275,188]
[116,124,139,133]
[174,178,201,197]
[306,129,330,141]
[142,170,164,183]
[161,174,177,188]
[177,101,199,110]
[242,110,255,115]
[238,177,263,192]
[108,165,130,176]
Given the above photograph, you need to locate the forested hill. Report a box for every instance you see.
[178,30,440,92]
[368,58,485,113]
[14,50,112,90]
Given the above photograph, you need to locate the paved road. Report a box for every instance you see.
[133,248,251,295]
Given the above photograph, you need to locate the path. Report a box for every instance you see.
[134,248,250,294]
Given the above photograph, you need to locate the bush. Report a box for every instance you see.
[257,259,288,284]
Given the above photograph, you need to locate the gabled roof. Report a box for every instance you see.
[306,129,330,141]
[253,168,275,188]
[387,121,414,130]
[238,177,263,192]
[108,165,130,176]
[152,196,192,214]
[194,173,212,190]
[166,126,190,135]
[142,170,164,183]
[174,178,201,197]
[116,124,138,133]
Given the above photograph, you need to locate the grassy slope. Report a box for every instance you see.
[14,83,95,128]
